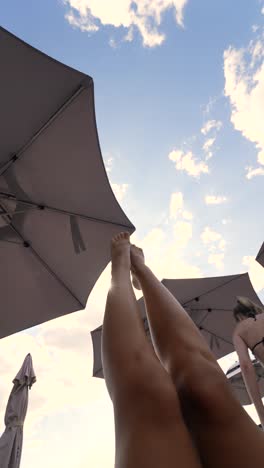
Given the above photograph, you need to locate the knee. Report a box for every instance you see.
[176,353,229,417]
[115,352,182,423]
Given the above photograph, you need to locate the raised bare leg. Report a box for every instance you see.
[131,244,264,468]
[130,244,215,373]
[102,233,202,468]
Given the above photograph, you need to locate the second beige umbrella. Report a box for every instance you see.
[0,354,36,468]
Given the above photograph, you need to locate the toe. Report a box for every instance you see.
[112,232,130,243]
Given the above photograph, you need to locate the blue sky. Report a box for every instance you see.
[0,1,264,467]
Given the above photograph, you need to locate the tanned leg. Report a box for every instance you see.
[102,233,202,468]
[131,244,264,468]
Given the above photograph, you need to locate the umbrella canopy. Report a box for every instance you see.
[91,273,263,378]
[226,359,264,406]
[161,273,263,359]
[0,354,36,468]
[256,242,264,268]
[0,27,135,338]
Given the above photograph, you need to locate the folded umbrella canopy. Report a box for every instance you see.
[0,27,135,338]
[256,242,264,268]
[0,354,36,468]
[91,273,263,378]
[226,359,264,406]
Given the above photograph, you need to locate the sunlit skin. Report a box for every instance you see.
[233,298,264,427]
[102,232,264,468]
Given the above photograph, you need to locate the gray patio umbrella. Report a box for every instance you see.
[0,27,134,338]
[226,359,264,406]
[91,273,263,378]
[0,354,36,467]
[256,242,264,268]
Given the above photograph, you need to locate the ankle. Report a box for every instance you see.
[111,267,130,282]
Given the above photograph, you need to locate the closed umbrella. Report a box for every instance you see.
[256,242,264,268]
[226,359,264,406]
[92,273,263,378]
[0,27,134,338]
[0,354,36,467]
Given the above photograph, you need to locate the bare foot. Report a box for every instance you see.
[111,232,131,282]
[130,244,145,290]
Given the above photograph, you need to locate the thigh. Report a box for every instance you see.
[178,356,264,468]
[113,355,202,468]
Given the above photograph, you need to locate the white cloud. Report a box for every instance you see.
[201,120,222,159]
[169,192,193,222]
[201,226,222,244]
[246,165,264,179]
[170,192,183,219]
[201,119,222,135]
[168,149,209,177]
[105,155,114,173]
[109,37,117,48]
[252,25,259,33]
[259,150,264,165]
[131,227,166,277]
[124,25,134,42]
[218,239,226,251]
[161,252,202,279]
[201,227,226,270]
[65,8,99,32]
[208,253,225,270]
[182,210,193,220]
[111,182,129,201]
[63,0,189,47]
[242,255,264,292]
[132,225,201,281]
[134,227,165,254]
[203,137,215,151]
[205,195,228,205]
[223,35,264,172]
[203,137,216,159]
[173,220,192,248]
[129,13,165,47]
[203,95,219,115]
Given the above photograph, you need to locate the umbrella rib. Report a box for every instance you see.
[197,310,210,327]
[0,239,23,245]
[191,308,232,312]
[0,191,133,229]
[3,216,85,309]
[182,274,245,306]
[201,327,233,346]
[0,83,89,177]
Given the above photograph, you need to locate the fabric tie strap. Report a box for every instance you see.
[7,421,24,428]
